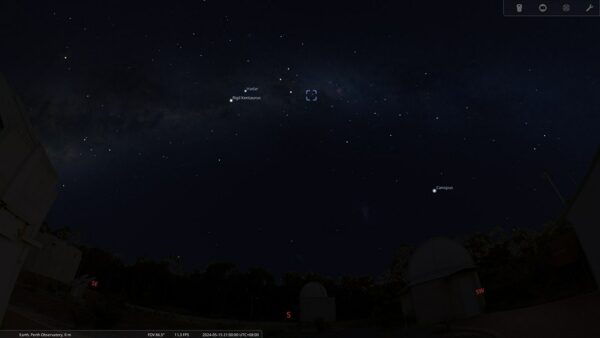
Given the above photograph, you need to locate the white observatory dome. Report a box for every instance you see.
[300,282,328,298]
[408,237,475,286]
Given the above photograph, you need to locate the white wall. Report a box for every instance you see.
[450,271,483,318]
[0,235,31,323]
[411,279,452,324]
[23,233,82,284]
[0,75,58,325]
[410,271,483,324]
[300,297,336,322]
[568,155,600,286]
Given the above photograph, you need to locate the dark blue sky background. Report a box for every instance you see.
[1,0,599,275]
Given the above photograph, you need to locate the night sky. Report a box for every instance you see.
[1,1,599,275]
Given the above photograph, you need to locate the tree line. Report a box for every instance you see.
[72,221,596,322]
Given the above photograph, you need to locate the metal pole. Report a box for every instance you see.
[543,172,566,206]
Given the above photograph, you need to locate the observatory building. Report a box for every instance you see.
[299,282,336,323]
[22,232,82,285]
[0,74,58,324]
[402,238,485,324]
[567,148,600,286]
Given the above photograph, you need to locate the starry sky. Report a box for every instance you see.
[1,0,599,275]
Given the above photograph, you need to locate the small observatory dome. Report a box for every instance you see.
[300,282,328,298]
[408,237,475,285]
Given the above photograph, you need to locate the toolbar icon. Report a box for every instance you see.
[562,3,571,12]
[516,3,523,12]
[586,4,595,12]
[539,3,548,12]
[305,89,318,102]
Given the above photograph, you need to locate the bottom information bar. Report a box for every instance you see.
[0,331,263,338]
